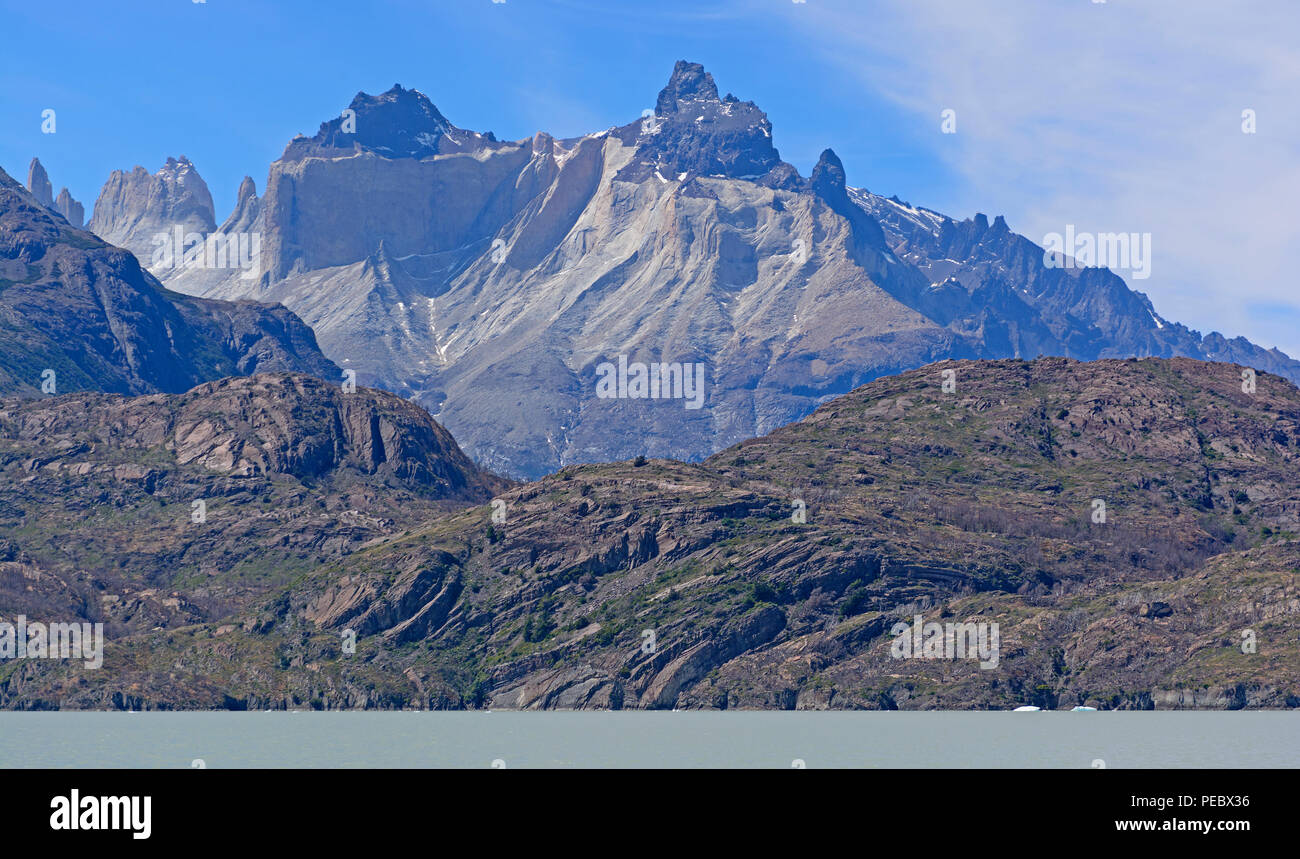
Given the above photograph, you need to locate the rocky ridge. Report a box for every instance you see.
[0,372,506,678]
[5,357,1298,710]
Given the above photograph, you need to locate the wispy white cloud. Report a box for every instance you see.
[785,0,1300,354]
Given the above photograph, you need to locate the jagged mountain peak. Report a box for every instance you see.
[619,59,783,183]
[87,155,216,261]
[810,146,892,261]
[1,164,43,208]
[54,187,84,228]
[217,175,261,235]
[235,175,257,204]
[24,158,84,227]
[152,67,1300,480]
[655,60,721,114]
[160,154,198,175]
[285,83,455,161]
[26,158,53,207]
[811,148,848,195]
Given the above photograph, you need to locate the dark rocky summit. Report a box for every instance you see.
[283,83,457,161]
[617,59,785,183]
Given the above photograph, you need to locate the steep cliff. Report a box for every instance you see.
[88,156,217,263]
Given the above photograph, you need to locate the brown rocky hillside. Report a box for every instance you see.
[3,357,1298,710]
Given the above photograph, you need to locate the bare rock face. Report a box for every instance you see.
[25,158,53,207]
[88,155,217,262]
[24,158,85,226]
[2,372,496,492]
[256,86,520,280]
[220,175,261,234]
[54,187,84,228]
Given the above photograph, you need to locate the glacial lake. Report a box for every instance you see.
[1,711,1296,768]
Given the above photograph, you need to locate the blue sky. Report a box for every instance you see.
[1,0,942,214]
[3,0,1298,354]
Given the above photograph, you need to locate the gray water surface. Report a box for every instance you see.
[0,711,1294,768]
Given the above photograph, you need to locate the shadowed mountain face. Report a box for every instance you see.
[0,167,339,397]
[283,83,458,161]
[5,357,1299,710]
[156,61,1300,480]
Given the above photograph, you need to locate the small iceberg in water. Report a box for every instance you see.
[1012,705,1041,711]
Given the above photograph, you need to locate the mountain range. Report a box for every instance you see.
[3,61,1299,711]
[70,60,1300,478]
